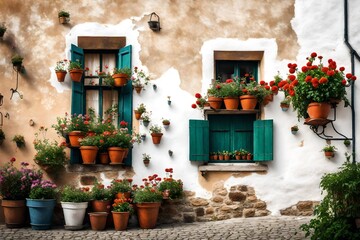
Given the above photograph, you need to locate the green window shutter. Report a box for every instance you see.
[70,44,85,164]
[189,120,209,162]
[253,119,273,161]
[118,45,132,166]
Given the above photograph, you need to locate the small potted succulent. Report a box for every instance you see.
[11,54,23,71]
[280,97,291,112]
[68,59,83,82]
[143,153,151,166]
[58,10,70,24]
[344,139,351,147]
[291,125,299,135]
[162,119,170,129]
[140,111,151,127]
[322,145,337,159]
[12,134,25,148]
[134,103,146,120]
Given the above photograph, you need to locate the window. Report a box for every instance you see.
[70,42,133,166]
[189,50,273,163]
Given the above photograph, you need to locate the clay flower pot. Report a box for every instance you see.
[68,131,86,147]
[112,211,130,231]
[69,69,84,82]
[1,200,27,228]
[88,212,108,231]
[207,96,223,109]
[79,146,99,164]
[136,202,161,229]
[112,73,128,87]
[108,147,126,164]
[240,95,257,110]
[307,102,331,119]
[151,133,163,144]
[223,97,239,110]
[55,71,67,82]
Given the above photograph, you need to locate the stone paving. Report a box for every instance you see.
[0,216,311,240]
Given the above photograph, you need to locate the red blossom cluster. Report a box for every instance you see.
[191,93,207,109]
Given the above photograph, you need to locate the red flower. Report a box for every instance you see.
[271,86,278,92]
[342,79,347,85]
[265,85,270,90]
[288,75,296,81]
[306,61,312,66]
[321,67,329,73]
[311,52,317,58]
[226,79,233,83]
[346,73,353,79]
[351,76,357,81]
[289,68,295,74]
[310,65,318,70]
[287,63,292,68]
[326,70,335,77]
[319,77,328,84]
[260,80,265,85]
[269,80,275,86]
[216,85,221,89]
[195,93,202,98]
[301,66,308,72]
[10,157,16,163]
[196,100,201,105]
[305,75,312,82]
[191,104,197,109]
[339,67,345,71]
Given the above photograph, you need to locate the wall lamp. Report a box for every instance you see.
[148,12,161,32]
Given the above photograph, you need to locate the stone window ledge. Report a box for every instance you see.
[199,163,268,176]
[66,164,131,173]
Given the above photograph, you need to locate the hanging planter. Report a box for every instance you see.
[162,119,170,130]
[307,102,331,119]
[134,86,143,94]
[150,124,163,144]
[58,10,70,24]
[291,125,299,135]
[322,145,337,159]
[12,134,25,148]
[143,153,151,166]
[69,69,84,82]
[55,71,67,82]
[134,103,146,120]
[11,54,23,72]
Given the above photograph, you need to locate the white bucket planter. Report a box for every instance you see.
[61,202,88,230]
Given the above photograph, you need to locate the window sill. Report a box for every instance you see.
[67,164,131,173]
[204,108,260,115]
[199,163,268,176]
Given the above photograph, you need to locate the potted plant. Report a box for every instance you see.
[12,134,25,148]
[0,128,5,145]
[344,139,351,147]
[162,118,170,129]
[291,125,299,135]
[68,59,84,82]
[207,81,223,109]
[133,174,163,229]
[0,22,7,38]
[131,67,150,94]
[322,144,337,159]
[54,60,68,82]
[134,103,146,120]
[26,179,57,230]
[0,158,42,228]
[60,185,91,230]
[58,10,70,24]
[191,93,208,110]
[112,67,131,87]
[110,179,132,200]
[79,135,100,164]
[140,111,151,127]
[234,150,242,160]
[107,129,132,164]
[11,54,23,71]
[102,73,115,87]
[240,78,271,110]
[222,150,231,160]
[112,196,134,231]
[280,52,356,120]
[90,181,113,227]
[217,79,242,110]
[167,96,172,105]
[280,96,291,111]
[149,124,163,144]
[143,153,151,166]
[33,127,68,171]
[158,168,183,200]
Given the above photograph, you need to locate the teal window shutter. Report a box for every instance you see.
[70,44,85,164]
[253,119,273,161]
[189,120,209,162]
[118,45,132,166]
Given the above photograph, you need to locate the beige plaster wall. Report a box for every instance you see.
[0,0,297,186]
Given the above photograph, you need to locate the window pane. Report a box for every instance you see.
[102,54,116,75]
[103,90,118,126]
[84,77,99,86]
[84,53,100,77]
[86,90,99,115]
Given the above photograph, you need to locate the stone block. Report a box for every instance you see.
[247,195,257,202]
[233,210,243,218]
[237,185,248,191]
[220,205,233,213]
[190,198,209,206]
[254,201,266,210]
[195,207,205,216]
[224,199,233,205]
[228,192,246,202]
[80,175,97,185]
[183,213,196,223]
[205,207,215,214]
[243,202,254,208]
[297,201,313,211]
[212,196,224,203]
[255,210,269,217]
[243,209,255,218]
[184,190,195,197]
[216,214,230,220]
[247,187,255,195]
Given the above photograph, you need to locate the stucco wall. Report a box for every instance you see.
[0,0,359,220]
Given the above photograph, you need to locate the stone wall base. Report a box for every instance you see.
[280,201,319,216]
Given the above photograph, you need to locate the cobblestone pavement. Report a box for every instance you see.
[0,216,311,240]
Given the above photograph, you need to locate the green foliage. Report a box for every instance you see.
[12,134,25,148]
[113,67,131,76]
[106,129,132,148]
[110,179,132,195]
[207,81,222,98]
[158,179,183,200]
[11,54,23,65]
[58,10,70,18]
[112,199,134,213]
[28,179,57,199]
[33,127,68,168]
[149,124,162,134]
[135,103,146,114]
[241,80,271,103]
[217,80,242,98]
[322,145,337,152]
[133,188,163,203]
[91,181,113,201]
[68,59,82,70]
[60,186,91,202]
[79,135,100,147]
[301,160,360,239]
[132,67,150,87]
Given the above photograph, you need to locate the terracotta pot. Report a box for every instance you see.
[136,202,161,229]
[218,155,224,160]
[143,159,150,166]
[240,95,258,110]
[263,94,274,106]
[58,16,69,24]
[108,147,126,164]
[88,212,108,231]
[134,86,143,94]
[247,154,253,160]
[99,152,109,164]
[1,200,27,228]
[124,148,129,158]
[224,154,230,160]
[68,131,85,147]
[213,155,218,160]
[112,73,128,87]
[80,146,99,164]
[235,155,241,160]
[116,192,131,200]
[307,102,331,119]
[324,151,334,159]
[69,69,84,82]
[207,96,223,109]
[55,71,67,82]
[280,103,290,112]
[134,110,143,120]
[223,97,239,110]
[91,200,112,213]
[112,211,130,231]
[151,133,163,144]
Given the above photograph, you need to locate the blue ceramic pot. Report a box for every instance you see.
[26,199,56,230]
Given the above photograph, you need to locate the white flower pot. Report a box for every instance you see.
[61,201,88,230]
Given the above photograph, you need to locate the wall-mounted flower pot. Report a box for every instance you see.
[112,74,128,87]
[307,102,331,119]
[142,120,150,127]
[55,71,67,82]
[69,69,84,82]
[151,133,163,144]
[280,103,290,111]
[143,159,150,166]
[324,151,334,159]
[134,110,143,120]
[59,17,70,24]
[134,86,143,94]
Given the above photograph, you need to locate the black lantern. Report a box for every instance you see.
[148,12,161,32]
